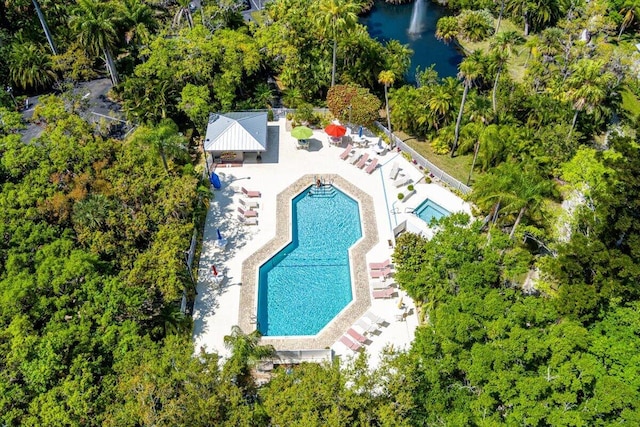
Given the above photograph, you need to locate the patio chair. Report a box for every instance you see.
[350,150,362,165]
[370,267,392,279]
[365,158,379,174]
[241,187,261,198]
[389,162,400,180]
[240,198,259,209]
[371,280,395,290]
[372,287,396,299]
[237,214,258,226]
[369,259,391,270]
[356,152,370,169]
[355,318,378,334]
[238,206,258,218]
[347,328,367,344]
[339,143,354,160]
[339,335,361,351]
[364,310,385,326]
[392,175,409,188]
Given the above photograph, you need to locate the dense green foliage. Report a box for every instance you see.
[1,0,639,424]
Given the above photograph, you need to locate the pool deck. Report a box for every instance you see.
[192,118,471,368]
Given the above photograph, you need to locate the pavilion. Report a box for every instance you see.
[203,111,268,164]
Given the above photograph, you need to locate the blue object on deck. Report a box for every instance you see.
[210,172,221,189]
[216,228,222,240]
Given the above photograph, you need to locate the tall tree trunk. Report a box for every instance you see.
[331,38,337,87]
[496,0,505,32]
[160,148,169,174]
[569,109,579,138]
[524,11,529,36]
[103,47,119,85]
[509,207,526,239]
[33,0,57,55]
[467,140,480,185]
[492,66,502,113]
[384,85,392,141]
[451,83,469,157]
[617,23,626,41]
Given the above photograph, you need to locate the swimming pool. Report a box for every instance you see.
[414,198,451,224]
[257,185,362,336]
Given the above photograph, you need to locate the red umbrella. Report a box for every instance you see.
[324,123,347,137]
[211,265,218,277]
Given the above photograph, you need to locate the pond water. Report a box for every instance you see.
[361,0,463,81]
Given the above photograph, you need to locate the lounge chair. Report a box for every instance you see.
[347,328,367,344]
[364,311,385,326]
[356,152,370,169]
[373,287,396,299]
[241,187,261,198]
[370,267,392,279]
[389,162,400,180]
[355,318,378,334]
[339,335,361,351]
[339,143,354,160]
[238,206,258,218]
[240,198,259,209]
[369,259,391,270]
[237,214,258,226]
[350,150,362,165]
[365,158,379,174]
[392,175,409,188]
[371,280,393,290]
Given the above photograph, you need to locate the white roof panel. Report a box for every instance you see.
[203,111,268,152]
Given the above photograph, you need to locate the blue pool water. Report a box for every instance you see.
[257,186,362,336]
[415,198,450,224]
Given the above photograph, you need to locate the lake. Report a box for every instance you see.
[361,0,462,82]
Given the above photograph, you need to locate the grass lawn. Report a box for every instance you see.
[393,130,480,185]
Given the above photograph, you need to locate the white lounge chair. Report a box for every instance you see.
[389,162,400,180]
[393,175,410,188]
[355,318,378,334]
[240,198,259,209]
[350,150,362,165]
[237,214,258,226]
[364,311,385,326]
[238,206,258,218]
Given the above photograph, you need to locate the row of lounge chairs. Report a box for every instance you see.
[338,311,386,352]
[338,144,378,174]
[237,187,261,225]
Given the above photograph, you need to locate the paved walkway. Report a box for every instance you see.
[192,119,471,368]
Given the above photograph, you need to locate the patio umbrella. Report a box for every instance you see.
[211,264,218,277]
[358,126,363,138]
[216,228,222,240]
[324,123,347,137]
[291,126,313,140]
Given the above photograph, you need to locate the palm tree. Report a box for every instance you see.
[451,50,486,157]
[490,31,523,113]
[428,85,454,130]
[223,326,275,390]
[378,70,395,139]
[316,0,360,87]
[32,0,57,54]
[173,0,194,29]
[435,16,459,44]
[9,43,57,90]
[617,0,640,40]
[564,59,616,137]
[120,0,157,47]
[149,119,187,174]
[70,0,120,85]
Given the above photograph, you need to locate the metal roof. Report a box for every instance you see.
[203,111,268,152]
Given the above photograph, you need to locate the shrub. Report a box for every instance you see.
[407,184,414,191]
[295,103,314,124]
[397,193,405,200]
[267,109,275,121]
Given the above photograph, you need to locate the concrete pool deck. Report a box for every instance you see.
[192,118,471,368]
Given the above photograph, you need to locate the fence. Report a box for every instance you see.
[374,122,471,194]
